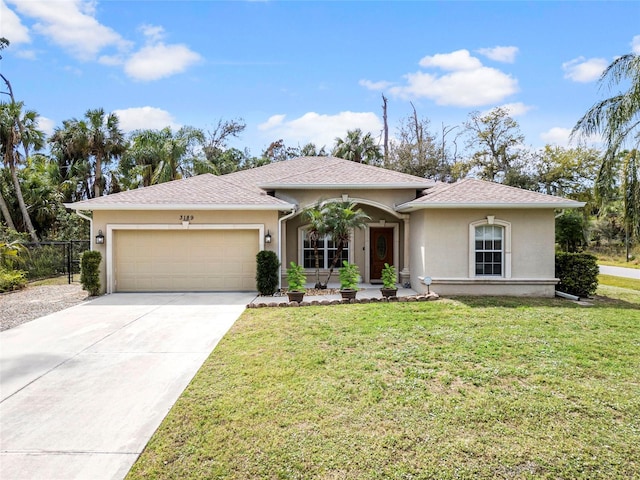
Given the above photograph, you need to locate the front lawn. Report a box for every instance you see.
[128,291,640,479]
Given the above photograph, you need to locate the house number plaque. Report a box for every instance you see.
[180,215,194,221]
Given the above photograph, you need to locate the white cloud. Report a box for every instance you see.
[112,107,180,133]
[562,56,607,83]
[1,1,30,44]
[124,43,201,81]
[258,111,383,149]
[389,69,518,107]
[419,49,482,71]
[477,46,519,63]
[498,102,533,117]
[632,35,640,54]
[37,116,55,136]
[140,24,165,43]
[359,79,393,91]
[540,127,572,146]
[8,0,130,60]
[15,49,37,60]
[363,50,518,107]
[6,2,200,82]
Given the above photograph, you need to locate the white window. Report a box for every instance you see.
[475,225,503,276]
[469,218,511,278]
[301,231,349,269]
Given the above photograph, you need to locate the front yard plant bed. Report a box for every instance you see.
[128,290,640,480]
[248,291,439,308]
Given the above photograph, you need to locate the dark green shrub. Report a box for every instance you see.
[256,250,280,295]
[555,252,599,297]
[80,250,102,296]
[0,268,27,292]
[556,210,586,252]
[24,245,66,280]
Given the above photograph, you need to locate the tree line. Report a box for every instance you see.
[1,36,638,254]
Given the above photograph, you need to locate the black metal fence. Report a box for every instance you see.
[23,240,91,283]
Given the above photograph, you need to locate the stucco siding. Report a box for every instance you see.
[409,208,558,297]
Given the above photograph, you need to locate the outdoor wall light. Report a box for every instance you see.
[95,229,105,245]
[265,230,272,244]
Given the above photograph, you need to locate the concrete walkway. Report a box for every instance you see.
[599,265,640,280]
[0,292,254,480]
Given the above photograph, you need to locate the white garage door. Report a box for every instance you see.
[114,229,258,292]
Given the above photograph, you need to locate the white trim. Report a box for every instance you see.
[364,222,399,283]
[468,218,512,279]
[258,183,433,190]
[397,201,585,212]
[67,203,294,211]
[295,197,406,220]
[297,226,354,270]
[105,223,264,294]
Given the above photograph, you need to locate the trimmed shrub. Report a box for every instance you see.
[555,252,599,297]
[555,210,586,252]
[256,250,280,295]
[0,268,27,292]
[80,250,102,296]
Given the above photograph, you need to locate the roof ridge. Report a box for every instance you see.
[423,179,466,198]
[216,175,292,205]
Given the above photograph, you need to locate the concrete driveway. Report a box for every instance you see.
[0,292,255,480]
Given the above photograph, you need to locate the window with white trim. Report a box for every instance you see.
[475,225,504,276]
[469,218,512,279]
[301,231,349,269]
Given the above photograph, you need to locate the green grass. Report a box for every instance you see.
[599,274,640,291]
[128,294,640,480]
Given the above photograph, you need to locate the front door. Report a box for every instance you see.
[370,227,394,282]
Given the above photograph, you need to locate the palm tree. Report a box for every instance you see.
[121,127,209,187]
[573,53,640,172]
[0,101,44,242]
[333,129,383,165]
[85,108,126,198]
[574,54,640,251]
[153,126,208,183]
[303,205,329,288]
[321,200,370,286]
[50,118,92,201]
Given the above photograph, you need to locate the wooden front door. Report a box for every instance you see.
[370,227,394,282]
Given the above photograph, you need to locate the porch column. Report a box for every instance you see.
[400,215,410,287]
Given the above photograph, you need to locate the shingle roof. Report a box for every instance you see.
[397,178,585,211]
[224,156,434,189]
[68,173,294,211]
[67,158,582,212]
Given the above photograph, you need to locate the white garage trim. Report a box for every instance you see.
[105,223,265,294]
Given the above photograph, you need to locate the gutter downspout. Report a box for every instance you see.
[73,210,94,249]
[278,208,297,290]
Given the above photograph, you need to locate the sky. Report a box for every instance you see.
[1,0,639,157]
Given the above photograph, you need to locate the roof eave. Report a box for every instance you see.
[65,203,296,212]
[396,201,586,212]
[259,183,434,190]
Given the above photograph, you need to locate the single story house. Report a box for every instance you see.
[67,156,584,297]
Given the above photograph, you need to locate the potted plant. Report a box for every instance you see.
[339,260,360,300]
[286,262,307,302]
[380,263,398,298]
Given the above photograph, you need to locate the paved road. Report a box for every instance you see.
[0,292,255,480]
[599,265,640,280]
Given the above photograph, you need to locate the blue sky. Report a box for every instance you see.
[1,1,639,157]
